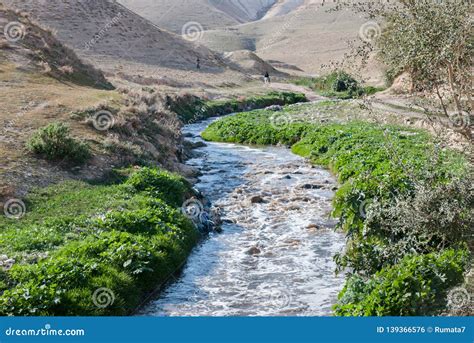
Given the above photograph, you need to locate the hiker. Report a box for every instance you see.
[264,71,270,85]
[196,57,201,69]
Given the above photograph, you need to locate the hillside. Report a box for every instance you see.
[0,4,197,201]
[117,0,278,32]
[0,6,111,89]
[117,0,384,83]
[203,1,384,82]
[223,50,286,77]
[3,0,247,87]
[262,0,305,19]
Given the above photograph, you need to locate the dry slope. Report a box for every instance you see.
[203,1,385,83]
[117,0,277,32]
[0,4,191,200]
[3,0,246,86]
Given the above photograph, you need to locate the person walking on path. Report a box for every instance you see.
[196,57,201,70]
[264,71,270,85]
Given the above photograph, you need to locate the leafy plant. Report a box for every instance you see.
[125,167,190,207]
[27,123,90,164]
[0,167,199,316]
[335,249,469,316]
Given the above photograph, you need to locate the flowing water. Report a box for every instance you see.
[140,116,345,316]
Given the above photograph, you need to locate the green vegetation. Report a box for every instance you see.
[0,167,199,315]
[126,168,190,207]
[343,0,472,138]
[170,91,308,123]
[291,71,384,99]
[202,104,471,316]
[27,123,91,164]
[335,249,469,316]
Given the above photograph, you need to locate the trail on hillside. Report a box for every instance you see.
[269,83,325,101]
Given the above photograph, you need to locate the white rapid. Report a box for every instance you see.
[139,116,345,316]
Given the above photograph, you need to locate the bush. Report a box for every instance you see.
[27,123,90,164]
[290,71,383,99]
[334,249,469,316]
[125,167,190,207]
[345,178,474,275]
[331,71,358,92]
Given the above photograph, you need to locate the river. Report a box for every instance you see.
[139,116,345,316]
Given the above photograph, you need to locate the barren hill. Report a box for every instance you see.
[117,0,278,32]
[223,50,286,77]
[0,4,119,196]
[202,1,385,83]
[117,0,384,83]
[0,5,111,89]
[0,4,194,198]
[3,0,247,86]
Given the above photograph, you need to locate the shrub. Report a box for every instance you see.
[27,123,90,164]
[125,167,190,207]
[334,249,469,316]
[291,71,383,99]
[331,71,358,92]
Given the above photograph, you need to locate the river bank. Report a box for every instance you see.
[140,115,345,316]
[0,93,310,316]
[201,102,472,316]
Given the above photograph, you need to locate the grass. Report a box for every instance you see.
[0,167,200,316]
[171,91,308,123]
[202,105,471,316]
[290,71,385,99]
[0,59,121,176]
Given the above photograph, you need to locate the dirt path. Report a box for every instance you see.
[269,82,325,101]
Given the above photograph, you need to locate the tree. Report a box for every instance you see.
[337,0,473,138]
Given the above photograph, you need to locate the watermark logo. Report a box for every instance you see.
[92,110,115,131]
[270,113,293,130]
[447,287,471,309]
[267,287,292,310]
[84,12,123,50]
[182,21,204,42]
[358,199,373,219]
[3,199,26,219]
[0,255,15,271]
[4,21,26,42]
[181,199,204,220]
[448,111,471,132]
[359,21,381,43]
[92,287,115,309]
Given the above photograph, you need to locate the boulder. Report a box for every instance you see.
[250,195,265,204]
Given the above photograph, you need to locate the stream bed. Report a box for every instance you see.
[139,116,346,316]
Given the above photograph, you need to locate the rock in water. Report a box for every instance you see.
[247,246,261,255]
[250,195,265,204]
